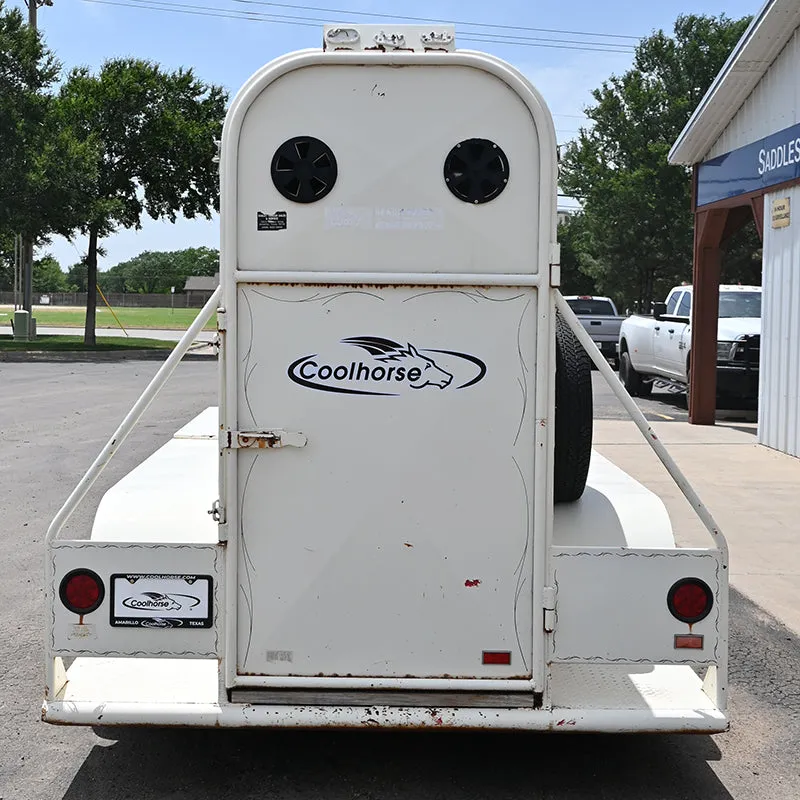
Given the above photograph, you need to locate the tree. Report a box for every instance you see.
[112,246,219,293]
[559,14,756,312]
[66,260,87,292]
[32,253,69,292]
[0,3,96,247]
[59,59,227,343]
[558,214,598,298]
[0,231,14,291]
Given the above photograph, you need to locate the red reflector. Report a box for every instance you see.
[59,569,105,615]
[674,634,704,649]
[667,578,713,624]
[482,651,511,665]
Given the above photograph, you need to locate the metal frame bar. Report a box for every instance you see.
[235,271,544,287]
[554,293,729,712]
[234,676,533,692]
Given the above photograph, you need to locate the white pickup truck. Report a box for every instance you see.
[618,285,761,401]
[564,296,624,368]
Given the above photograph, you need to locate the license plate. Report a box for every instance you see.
[110,573,213,629]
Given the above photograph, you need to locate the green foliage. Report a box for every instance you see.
[58,58,227,343]
[0,2,96,240]
[66,260,87,292]
[103,247,219,293]
[32,253,69,292]
[558,214,598,298]
[559,14,758,311]
[0,230,14,291]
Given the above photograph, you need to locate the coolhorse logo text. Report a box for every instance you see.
[288,336,486,396]
[121,592,201,612]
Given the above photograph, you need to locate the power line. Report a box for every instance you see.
[231,0,642,41]
[84,0,637,53]
[119,0,634,52]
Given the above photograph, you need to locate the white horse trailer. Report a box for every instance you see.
[43,26,729,733]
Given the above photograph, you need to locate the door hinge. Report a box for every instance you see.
[216,307,227,333]
[543,585,557,632]
[223,429,308,450]
[549,242,561,287]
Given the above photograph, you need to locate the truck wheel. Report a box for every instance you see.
[554,313,593,503]
[620,350,641,396]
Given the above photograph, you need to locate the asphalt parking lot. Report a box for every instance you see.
[1,361,797,800]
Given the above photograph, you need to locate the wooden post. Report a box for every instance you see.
[750,195,765,241]
[689,208,728,425]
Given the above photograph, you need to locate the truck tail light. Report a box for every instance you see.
[667,578,713,624]
[59,569,105,615]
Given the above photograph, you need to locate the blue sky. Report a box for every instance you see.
[25,0,758,271]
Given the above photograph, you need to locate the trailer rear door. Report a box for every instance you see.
[235,283,537,680]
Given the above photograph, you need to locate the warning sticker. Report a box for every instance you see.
[257,211,288,231]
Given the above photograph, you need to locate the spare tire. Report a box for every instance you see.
[554,312,593,503]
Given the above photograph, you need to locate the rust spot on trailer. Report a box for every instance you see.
[464,579,481,588]
[404,542,414,548]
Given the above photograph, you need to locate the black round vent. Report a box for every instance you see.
[271,136,338,203]
[443,138,510,204]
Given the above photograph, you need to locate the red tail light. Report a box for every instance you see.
[59,569,105,615]
[667,578,713,624]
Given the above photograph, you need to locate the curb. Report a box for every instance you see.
[0,350,217,363]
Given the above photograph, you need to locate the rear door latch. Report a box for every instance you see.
[225,429,308,449]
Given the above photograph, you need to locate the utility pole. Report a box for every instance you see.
[20,0,53,339]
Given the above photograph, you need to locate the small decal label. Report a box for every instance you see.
[68,623,97,640]
[266,650,294,663]
[288,336,486,397]
[324,206,372,229]
[257,211,287,231]
[110,574,213,629]
[374,207,443,231]
[322,207,444,230]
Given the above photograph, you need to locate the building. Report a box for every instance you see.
[184,273,220,305]
[669,0,800,457]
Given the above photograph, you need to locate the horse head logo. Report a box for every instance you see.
[342,337,453,390]
[403,343,453,389]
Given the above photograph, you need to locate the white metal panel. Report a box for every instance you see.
[550,548,722,665]
[50,542,222,657]
[759,184,800,457]
[174,406,218,439]
[549,664,717,710]
[235,283,537,679]
[553,452,675,549]
[234,61,543,274]
[91,438,218,544]
[707,28,800,160]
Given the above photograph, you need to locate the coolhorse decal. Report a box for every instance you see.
[288,336,487,396]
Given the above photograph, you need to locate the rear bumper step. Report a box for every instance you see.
[43,658,727,733]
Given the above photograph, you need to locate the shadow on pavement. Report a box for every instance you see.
[63,727,732,800]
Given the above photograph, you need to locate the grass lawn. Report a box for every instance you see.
[0,334,174,351]
[0,305,216,331]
